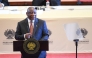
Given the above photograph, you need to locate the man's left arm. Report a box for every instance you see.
[41,21,49,40]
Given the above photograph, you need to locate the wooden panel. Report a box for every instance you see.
[80,0,92,2]
[9,1,92,6]
[61,2,77,5]
[9,2,32,6]
[81,2,92,5]
[61,1,92,5]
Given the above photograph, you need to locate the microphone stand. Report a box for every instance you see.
[73,39,79,58]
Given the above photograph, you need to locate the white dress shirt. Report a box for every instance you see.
[27,18,34,28]
[24,18,35,39]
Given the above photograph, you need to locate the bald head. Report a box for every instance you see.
[26,7,37,20]
[27,7,36,12]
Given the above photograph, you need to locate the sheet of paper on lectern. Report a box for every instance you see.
[64,23,83,41]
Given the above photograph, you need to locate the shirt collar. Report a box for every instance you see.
[27,18,35,23]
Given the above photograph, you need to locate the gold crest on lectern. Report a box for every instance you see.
[23,38,40,54]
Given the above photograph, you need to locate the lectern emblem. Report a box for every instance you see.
[23,38,40,54]
[27,42,36,50]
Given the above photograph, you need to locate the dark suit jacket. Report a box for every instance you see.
[0,0,9,6]
[32,0,61,6]
[15,18,49,58]
[32,0,46,6]
[50,0,61,6]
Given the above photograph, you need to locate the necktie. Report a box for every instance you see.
[30,21,33,36]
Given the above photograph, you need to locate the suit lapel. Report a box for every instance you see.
[23,18,39,37]
[24,18,29,33]
[32,18,39,37]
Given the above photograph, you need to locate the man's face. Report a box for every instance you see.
[26,7,36,20]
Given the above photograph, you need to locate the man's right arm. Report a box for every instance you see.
[15,22,25,40]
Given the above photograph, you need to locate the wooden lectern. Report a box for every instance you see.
[13,41,49,58]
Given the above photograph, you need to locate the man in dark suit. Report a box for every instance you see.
[0,0,9,6]
[32,0,61,6]
[32,0,46,6]
[50,0,61,6]
[15,7,49,58]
